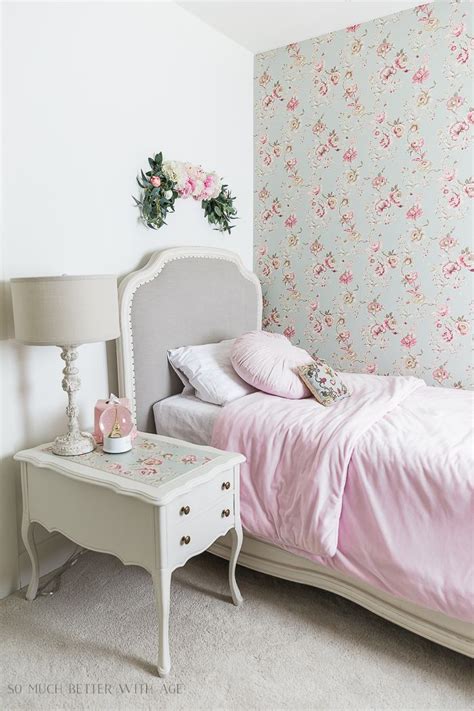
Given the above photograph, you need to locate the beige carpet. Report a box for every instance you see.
[0,551,472,711]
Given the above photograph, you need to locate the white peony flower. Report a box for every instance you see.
[162,160,186,188]
[164,190,173,200]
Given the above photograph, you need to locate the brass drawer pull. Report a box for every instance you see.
[222,508,231,518]
[180,505,190,516]
[221,481,231,490]
[180,535,191,545]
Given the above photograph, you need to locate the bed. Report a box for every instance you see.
[117,246,474,657]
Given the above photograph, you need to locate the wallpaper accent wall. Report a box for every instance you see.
[254,2,473,388]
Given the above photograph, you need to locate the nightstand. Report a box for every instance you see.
[14,433,245,677]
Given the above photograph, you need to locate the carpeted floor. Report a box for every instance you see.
[0,551,472,711]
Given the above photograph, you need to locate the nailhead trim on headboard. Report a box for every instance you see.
[117,247,262,424]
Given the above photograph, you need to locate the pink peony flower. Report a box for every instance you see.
[343,147,357,162]
[394,52,408,71]
[437,304,449,317]
[313,263,326,276]
[284,214,297,229]
[450,121,469,139]
[456,320,469,336]
[375,263,385,277]
[319,82,328,96]
[372,174,387,188]
[441,328,453,343]
[406,203,423,220]
[368,299,382,313]
[375,112,386,124]
[325,254,336,270]
[439,235,456,251]
[456,47,469,64]
[412,66,429,83]
[375,198,391,214]
[182,454,197,464]
[150,175,161,187]
[313,320,323,333]
[389,188,402,206]
[371,242,381,252]
[404,272,418,285]
[466,111,474,125]
[366,364,377,374]
[446,94,464,110]
[287,96,299,111]
[379,133,391,149]
[458,251,474,270]
[433,366,449,384]
[339,270,353,285]
[283,326,295,339]
[316,144,329,159]
[442,261,461,278]
[448,193,461,208]
[452,23,464,37]
[400,333,416,349]
[371,323,386,338]
[463,181,474,198]
[380,65,396,83]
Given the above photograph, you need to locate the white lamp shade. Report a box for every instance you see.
[11,274,120,346]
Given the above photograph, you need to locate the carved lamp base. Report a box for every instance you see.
[53,431,96,457]
[52,345,97,457]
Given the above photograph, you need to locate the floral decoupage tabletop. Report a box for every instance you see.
[42,435,220,489]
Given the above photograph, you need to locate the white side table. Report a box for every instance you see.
[15,433,245,677]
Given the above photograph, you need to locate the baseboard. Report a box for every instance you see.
[18,529,77,591]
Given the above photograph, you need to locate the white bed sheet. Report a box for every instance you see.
[153,392,221,445]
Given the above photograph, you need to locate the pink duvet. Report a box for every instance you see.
[211,374,474,621]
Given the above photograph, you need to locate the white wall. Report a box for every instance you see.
[1,1,253,598]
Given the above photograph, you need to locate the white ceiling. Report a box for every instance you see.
[177,1,427,54]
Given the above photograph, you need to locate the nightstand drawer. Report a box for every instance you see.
[168,467,235,526]
[168,493,235,567]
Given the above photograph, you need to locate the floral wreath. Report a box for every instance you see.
[133,152,238,234]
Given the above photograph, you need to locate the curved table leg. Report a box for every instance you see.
[152,569,172,677]
[21,518,39,601]
[229,525,243,606]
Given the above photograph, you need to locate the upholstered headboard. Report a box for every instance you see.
[117,247,262,433]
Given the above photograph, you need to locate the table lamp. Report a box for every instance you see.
[11,274,120,456]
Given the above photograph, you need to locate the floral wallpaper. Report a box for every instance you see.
[254,2,473,388]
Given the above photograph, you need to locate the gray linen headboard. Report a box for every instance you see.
[117,247,262,433]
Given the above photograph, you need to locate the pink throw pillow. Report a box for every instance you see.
[231,331,313,399]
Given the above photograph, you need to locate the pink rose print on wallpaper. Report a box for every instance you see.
[254,1,473,388]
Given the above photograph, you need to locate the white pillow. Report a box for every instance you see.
[168,339,255,406]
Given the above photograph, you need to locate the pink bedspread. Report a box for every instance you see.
[212,374,474,620]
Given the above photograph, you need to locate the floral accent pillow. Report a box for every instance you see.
[297,358,350,406]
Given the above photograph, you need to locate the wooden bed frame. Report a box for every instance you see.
[117,246,473,658]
